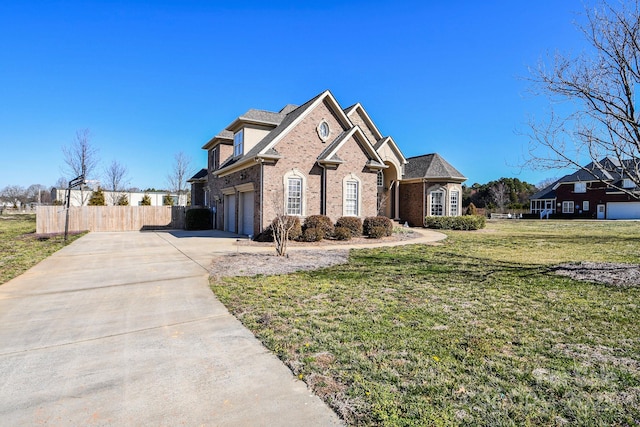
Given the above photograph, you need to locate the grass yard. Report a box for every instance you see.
[211,220,640,426]
[0,214,84,285]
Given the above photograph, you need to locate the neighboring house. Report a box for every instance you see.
[190,90,466,235]
[529,157,640,219]
[51,188,188,207]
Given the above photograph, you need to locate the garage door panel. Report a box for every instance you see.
[240,191,254,235]
[224,194,236,232]
[606,202,640,219]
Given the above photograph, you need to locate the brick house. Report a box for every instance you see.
[529,157,640,219]
[190,90,466,235]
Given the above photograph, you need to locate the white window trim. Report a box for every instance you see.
[450,190,460,217]
[283,169,306,216]
[583,200,589,211]
[562,201,574,214]
[342,174,362,217]
[574,182,586,193]
[377,170,384,188]
[233,130,244,158]
[317,120,331,142]
[430,189,445,217]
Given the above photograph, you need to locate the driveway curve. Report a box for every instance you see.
[0,227,445,425]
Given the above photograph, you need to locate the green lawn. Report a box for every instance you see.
[211,220,640,426]
[0,214,84,285]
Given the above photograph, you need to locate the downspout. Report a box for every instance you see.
[256,158,264,233]
[318,162,327,215]
[422,180,426,227]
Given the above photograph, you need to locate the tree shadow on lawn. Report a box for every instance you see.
[305,246,554,287]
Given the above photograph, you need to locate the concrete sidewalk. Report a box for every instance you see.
[0,231,343,426]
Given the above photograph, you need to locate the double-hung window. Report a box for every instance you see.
[233,130,244,157]
[430,191,444,216]
[345,180,359,216]
[562,201,574,214]
[450,191,459,216]
[287,177,302,215]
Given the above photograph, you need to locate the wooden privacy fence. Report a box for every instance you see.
[36,206,186,234]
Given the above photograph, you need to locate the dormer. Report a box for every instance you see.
[226,108,291,157]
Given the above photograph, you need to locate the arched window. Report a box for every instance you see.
[430,190,444,216]
[283,170,306,216]
[377,170,384,187]
[343,174,361,216]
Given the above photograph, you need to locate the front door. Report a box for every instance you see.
[597,204,605,219]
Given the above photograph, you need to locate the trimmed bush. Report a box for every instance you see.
[363,216,393,237]
[303,215,333,239]
[185,208,212,230]
[467,202,478,215]
[334,226,352,241]
[301,227,324,242]
[271,215,302,240]
[335,216,363,237]
[368,226,387,239]
[254,226,274,242]
[424,215,486,230]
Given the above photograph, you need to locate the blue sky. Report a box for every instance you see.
[0,0,589,190]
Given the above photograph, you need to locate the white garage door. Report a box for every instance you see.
[224,194,236,232]
[240,191,254,236]
[606,202,640,219]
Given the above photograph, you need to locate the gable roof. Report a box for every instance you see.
[374,136,407,165]
[187,168,208,183]
[202,129,233,150]
[403,153,466,181]
[556,158,616,184]
[216,90,357,176]
[317,126,385,168]
[344,103,384,142]
[530,181,558,200]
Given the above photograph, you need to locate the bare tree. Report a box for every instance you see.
[526,0,640,197]
[61,129,100,205]
[26,184,48,205]
[536,177,560,191]
[104,160,129,205]
[268,190,296,256]
[1,185,27,208]
[489,181,509,213]
[167,152,192,205]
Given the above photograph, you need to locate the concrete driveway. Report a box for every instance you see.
[0,230,343,426]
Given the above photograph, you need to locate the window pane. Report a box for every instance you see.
[287,178,302,215]
[431,191,444,216]
[345,181,358,216]
[450,191,459,216]
[233,130,243,157]
[377,171,384,187]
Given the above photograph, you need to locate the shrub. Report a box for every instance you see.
[368,226,387,239]
[116,194,129,206]
[301,227,324,242]
[185,208,212,230]
[467,202,478,215]
[424,215,486,230]
[163,194,174,206]
[254,226,274,242]
[303,215,333,239]
[271,215,302,240]
[88,188,106,206]
[335,216,363,237]
[363,216,393,237]
[334,226,352,241]
[140,194,152,206]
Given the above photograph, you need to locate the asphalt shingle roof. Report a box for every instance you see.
[403,153,466,180]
